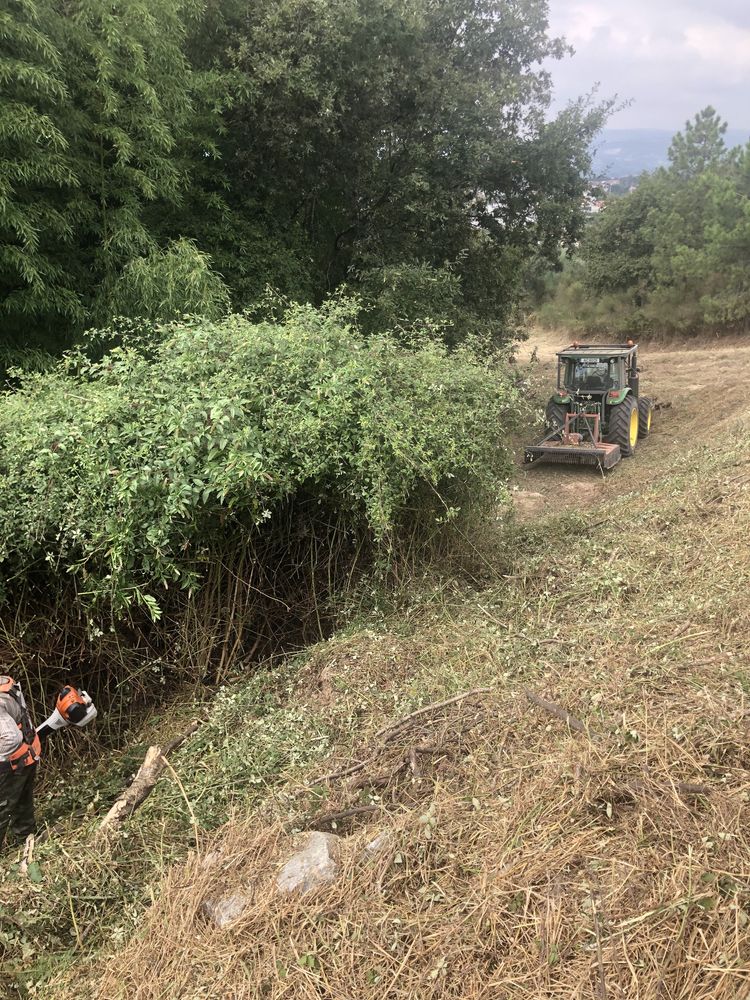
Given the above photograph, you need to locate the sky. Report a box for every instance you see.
[546,0,750,130]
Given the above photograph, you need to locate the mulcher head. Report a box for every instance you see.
[523,441,621,470]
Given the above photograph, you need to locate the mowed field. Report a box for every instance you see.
[15,331,750,1000]
[513,330,750,517]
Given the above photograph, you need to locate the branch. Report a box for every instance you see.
[524,689,588,735]
[302,805,381,831]
[375,687,492,742]
[97,720,201,834]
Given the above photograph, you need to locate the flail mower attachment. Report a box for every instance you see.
[524,411,621,471]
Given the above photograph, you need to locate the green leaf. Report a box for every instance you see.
[26,861,43,884]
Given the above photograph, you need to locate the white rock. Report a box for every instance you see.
[362,830,392,857]
[201,891,251,928]
[276,832,341,895]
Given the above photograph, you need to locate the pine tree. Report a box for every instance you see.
[668,107,729,179]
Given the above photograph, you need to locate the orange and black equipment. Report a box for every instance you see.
[56,686,89,725]
[0,676,42,774]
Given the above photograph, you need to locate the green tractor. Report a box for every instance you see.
[524,341,653,470]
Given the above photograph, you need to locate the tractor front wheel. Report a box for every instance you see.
[607,397,639,457]
[545,399,568,431]
[638,396,653,438]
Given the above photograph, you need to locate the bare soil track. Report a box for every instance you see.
[513,329,750,519]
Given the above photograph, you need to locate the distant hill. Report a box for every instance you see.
[592,127,749,178]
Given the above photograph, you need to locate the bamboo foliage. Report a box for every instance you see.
[0,0,197,349]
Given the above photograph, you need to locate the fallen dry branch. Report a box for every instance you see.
[311,758,374,785]
[301,805,381,831]
[375,686,492,741]
[312,690,491,789]
[98,720,201,833]
[626,776,713,799]
[348,763,408,791]
[524,688,589,735]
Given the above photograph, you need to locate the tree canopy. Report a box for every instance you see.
[1,0,608,355]
[534,108,750,337]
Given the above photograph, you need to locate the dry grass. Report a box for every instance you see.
[76,440,750,1000]
[94,657,750,1000]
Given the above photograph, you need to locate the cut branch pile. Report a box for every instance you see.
[301,687,492,830]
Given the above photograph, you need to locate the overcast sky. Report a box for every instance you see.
[546,0,750,130]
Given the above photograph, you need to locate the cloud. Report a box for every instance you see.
[684,22,750,79]
[546,0,750,128]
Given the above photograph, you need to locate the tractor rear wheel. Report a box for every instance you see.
[545,399,568,431]
[638,396,653,438]
[607,397,639,457]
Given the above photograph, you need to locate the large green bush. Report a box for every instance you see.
[0,302,520,620]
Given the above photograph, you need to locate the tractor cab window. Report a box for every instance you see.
[563,357,620,392]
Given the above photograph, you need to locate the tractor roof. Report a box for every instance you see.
[557,342,637,360]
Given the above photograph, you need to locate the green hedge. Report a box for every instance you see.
[0,302,521,618]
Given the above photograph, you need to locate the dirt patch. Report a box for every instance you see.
[513,489,547,518]
[513,476,601,520]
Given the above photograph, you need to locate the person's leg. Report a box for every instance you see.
[10,764,37,840]
[0,768,32,850]
[0,773,13,850]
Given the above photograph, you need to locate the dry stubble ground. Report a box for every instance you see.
[27,332,750,1000]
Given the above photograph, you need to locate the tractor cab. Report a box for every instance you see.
[557,344,638,398]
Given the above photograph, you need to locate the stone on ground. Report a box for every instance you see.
[276,832,341,895]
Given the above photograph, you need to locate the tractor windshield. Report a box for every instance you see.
[562,357,620,392]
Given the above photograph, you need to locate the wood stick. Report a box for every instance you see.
[97,720,201,833]
[302,805,381,830]
[524,689,588,735]
[20,834,34,877]
[627,777,712,798]
[348,760,409,791]
[676,781,712,796]
[375,687,492,741]
[310,759,372,784]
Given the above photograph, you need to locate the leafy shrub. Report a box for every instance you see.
[0,301,521,620]
[355,262,464,340]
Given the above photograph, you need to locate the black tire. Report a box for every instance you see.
[545,399,568,431]
[638,396,653,438]
[607,396,639,457]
